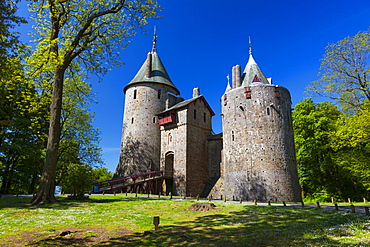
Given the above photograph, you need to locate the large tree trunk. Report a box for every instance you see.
[31,67,64,205]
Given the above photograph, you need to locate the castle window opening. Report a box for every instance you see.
[244,87,251,99]
[131,117,134,124]
[204,112,206,122]
[153,117,156,123]
[267,107,270,115]
[158,89,161,99]
[133,89,137,99]
[194,109,197,119]
[232,131,235,141]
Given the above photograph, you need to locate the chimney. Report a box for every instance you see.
[145,53,152,78]
[232,66,236,88]
[235,65,241,87]
[193,87,200,98]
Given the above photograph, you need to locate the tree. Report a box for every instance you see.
[0,0,26,62]
[293,99,349,201]
[307,29,370,113]
[27,0,159,205]
[0,57,49,195]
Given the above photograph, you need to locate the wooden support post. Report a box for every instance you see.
[254,200,257,205]
[301,201,304,207]
[351,204,355,213]
[147,192,150,198]
[102,191,105,195]
[239,199,242,204]
[125,192,128,196]
[158,193,160,199]
[169,192,172,199]
[268,201,271,206]
[220,195,223,200]
[283,201,286,207]
[365,207,369,216]
[114,191,116,196]
[364,198,367,204]
[348,198,351,204]
[316,202,321,209]
[224,196,226,203]
[196,195,199,201]
[153,216,160,231]
[334,203,339,210]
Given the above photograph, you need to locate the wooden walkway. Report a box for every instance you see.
[91,171,163,195]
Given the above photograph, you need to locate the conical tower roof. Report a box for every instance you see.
[241,41,270,87]
[123,31,180,95]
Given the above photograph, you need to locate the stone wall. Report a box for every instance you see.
[221,84,301,202]
[116,83,177,177]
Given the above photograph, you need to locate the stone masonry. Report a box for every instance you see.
[114,36,302,202]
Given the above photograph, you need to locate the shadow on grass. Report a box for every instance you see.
[96,206,360,247]
[0,195,158,210]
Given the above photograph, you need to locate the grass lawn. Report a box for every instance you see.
[0,195,369,246]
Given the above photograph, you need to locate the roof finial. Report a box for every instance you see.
[151,26,157,54]
[249,36,252,55]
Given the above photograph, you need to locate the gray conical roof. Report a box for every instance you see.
[241,54,270,87]
[123,51,180,95]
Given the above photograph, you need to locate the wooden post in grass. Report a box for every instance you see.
[334,203,339,210]
[254,200,257,205]
[283,201,286,207]
[239,199,243,204]
[224,196,226,203]
[196,195,199,201]
[169,192,172,199]
[153,216,160,231]
[268,201,271,206]
[365,207,369,216]
[316,202,321,209]
[364,198,367,204]
[301,201,304,207]
[351,204,355,213]
[158,193,160,199]
[348,198,351,204]
[114,191,116,196]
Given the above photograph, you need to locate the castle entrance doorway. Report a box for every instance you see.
[164,152,174,195]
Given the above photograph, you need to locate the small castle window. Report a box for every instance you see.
[194,109,197,119]
[267,107,270,115]
[131,117,134,124]
[203,112,206,122]
[153,117,156,123]
[232,131,235,141]
[133,89,137,99]
[157,89,161,99]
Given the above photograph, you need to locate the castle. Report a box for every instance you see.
[114,34,302,202]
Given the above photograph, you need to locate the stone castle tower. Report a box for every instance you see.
[114,33,182,177]
[115,34,301,202]
[220,46,301,202]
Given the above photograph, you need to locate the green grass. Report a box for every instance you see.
[0,195,369,246]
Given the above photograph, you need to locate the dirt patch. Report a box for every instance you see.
[189,203,216,212]
[0,227,132,246]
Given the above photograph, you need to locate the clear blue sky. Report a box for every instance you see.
[17,0,370,172]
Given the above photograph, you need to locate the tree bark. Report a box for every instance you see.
[31,67,65,205]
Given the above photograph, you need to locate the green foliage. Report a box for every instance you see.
[0,0,26,62]
[0,56,49,195]
[307,29,370,113]
[92,167,113,182]
[293,99,370,202]
[60,163,93,197]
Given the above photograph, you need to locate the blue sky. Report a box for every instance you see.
[17,0,370,172]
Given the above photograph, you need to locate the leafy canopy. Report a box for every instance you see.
[307,29,370,113]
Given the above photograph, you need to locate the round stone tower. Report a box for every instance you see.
[114,33,180,177]
[221,47,301,202]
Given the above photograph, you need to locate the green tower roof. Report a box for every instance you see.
[123,32,180,95]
